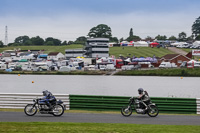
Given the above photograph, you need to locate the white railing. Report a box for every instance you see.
[0,93,70,110]
[197,98,200,114]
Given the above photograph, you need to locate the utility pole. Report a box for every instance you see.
[5,26,8,45]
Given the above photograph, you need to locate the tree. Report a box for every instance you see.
[61,41,68,45]
[168,36,177,40]
[68,41,74,45]
[126,35,141,42]
[126,28,141,42]
[110,37,118,43]
[88,24,112,38]
[45,37,61,46]
[192,16,200,37]
[75,36,87,44]
[129,28,133,37]
[145,36,153,41]
[45,41,54,46]
[196,35,200,40]
[24,40,33,46]
[31,36,44,45]
[14,35,30,45]
[178,32,187,41]
[119,37,124,43]
[0,40,4,47]
[155,35,167,40]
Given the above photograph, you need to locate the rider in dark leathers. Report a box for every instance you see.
[138,88,150,110]
[40,90,56,110]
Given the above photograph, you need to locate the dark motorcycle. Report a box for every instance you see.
[121,97,159,117]
[24,98,65,117]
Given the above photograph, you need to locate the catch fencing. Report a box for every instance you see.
[69,95,197,114]
[0,93,70,110]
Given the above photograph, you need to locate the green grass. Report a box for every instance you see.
[0,122,200,133]
[0,45,83,54]
[1,45,174,58]
[115,68,200,76]
[109,47,175,58]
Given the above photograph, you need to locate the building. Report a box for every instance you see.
[85,38,109,58]
[47,52,64,61]
[160,54,191,67]
[65,49,85,59]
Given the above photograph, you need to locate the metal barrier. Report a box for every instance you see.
[70,95,197,114]
[197,98,200,114]
[0,93,70,110]
[0,93,198,114]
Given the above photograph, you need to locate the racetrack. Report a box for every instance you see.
[0,112,200,125]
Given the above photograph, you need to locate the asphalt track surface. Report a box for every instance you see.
[0,112,200,125]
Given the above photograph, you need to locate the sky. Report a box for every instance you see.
[0,0,200,44]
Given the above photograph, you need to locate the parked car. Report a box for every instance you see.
[159,62,177,68]
[190,45,200,49]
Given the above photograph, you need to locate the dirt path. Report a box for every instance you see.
[167,47,188,55]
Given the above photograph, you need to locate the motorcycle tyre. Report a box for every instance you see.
[24,104,37,116]
[121,106,133,117]
[147,105,159,117]
[52,104,64,117]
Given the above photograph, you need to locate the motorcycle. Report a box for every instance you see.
[24,98,65,117]
[121,97,159,117]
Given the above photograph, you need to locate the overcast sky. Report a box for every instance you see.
[0,0,200,43]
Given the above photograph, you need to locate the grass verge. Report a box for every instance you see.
[0,122,200,133]
[115,68,200,76]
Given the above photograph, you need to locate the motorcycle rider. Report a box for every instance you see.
[41,90,56,110]
[137,88,150,110]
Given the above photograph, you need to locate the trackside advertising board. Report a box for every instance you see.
[192,50,200,56]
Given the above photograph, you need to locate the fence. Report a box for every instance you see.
[70,95,197,114]
[197,98,200,114]
[0,93,198,114]
[0,93,70,110]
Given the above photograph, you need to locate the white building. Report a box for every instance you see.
[47,52,65,61]
[85,38,109,58]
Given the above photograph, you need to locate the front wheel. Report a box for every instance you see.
[121,106,133,117]
[147,105,159,117]
[52,104,64,117]
[24,104,37,116]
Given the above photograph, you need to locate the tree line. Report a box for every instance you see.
[1,16,200,47]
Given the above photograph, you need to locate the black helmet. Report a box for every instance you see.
[138,88,144,94]
[42,90,49,96]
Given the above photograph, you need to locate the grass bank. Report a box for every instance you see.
[0,45,83,54]
[110,47,175,58]
[115,68,200,77]
[0,122,200,133]
[1,45,174,57]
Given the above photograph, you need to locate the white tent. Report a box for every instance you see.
[134,41,148,47]
[187,60,197,63]
[193,41,200,46]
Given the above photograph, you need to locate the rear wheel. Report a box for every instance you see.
[121,106,132,117]
[24,104,37,116]
[52,104,64,117]
[147,105,159,117]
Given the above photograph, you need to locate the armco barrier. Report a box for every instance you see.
[70,95,197,114]
[0,93,70,110]
[197,98,200,114]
